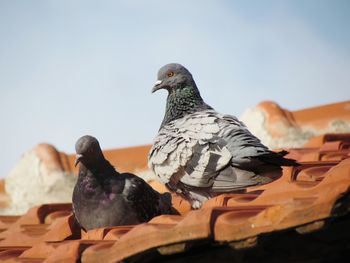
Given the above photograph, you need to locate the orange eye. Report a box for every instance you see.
[167,71,174,77]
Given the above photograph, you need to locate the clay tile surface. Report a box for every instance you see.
[240,100,350,150]
[61,145,152,175]
[1,102,350,262]
[258,100,350,130]
[0,133,349,262]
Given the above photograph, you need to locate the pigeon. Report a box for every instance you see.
[72,135,173,231]
[148,63,299,209]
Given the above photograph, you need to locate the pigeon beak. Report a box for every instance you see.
[74,154,83,167]
[152,80,163,93]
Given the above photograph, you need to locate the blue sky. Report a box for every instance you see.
[0,0,349,177]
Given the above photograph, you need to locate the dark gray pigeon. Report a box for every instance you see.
[72,135,173,231]
[148,63,299,209]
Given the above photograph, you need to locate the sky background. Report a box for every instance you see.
[0,0,349,178]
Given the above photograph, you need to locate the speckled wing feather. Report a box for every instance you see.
[218,114,298,169]
[149,109,287,190]
[216,114,272,168]
[149,110,232,188]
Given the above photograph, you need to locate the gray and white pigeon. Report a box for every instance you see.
[72,135,173,231]
[148,63,299,209]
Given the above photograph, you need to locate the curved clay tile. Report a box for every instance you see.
[0,133,349,261]
[241,100,350,149]
[1,100,350,261]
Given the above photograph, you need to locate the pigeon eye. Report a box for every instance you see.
[167,71,174,77]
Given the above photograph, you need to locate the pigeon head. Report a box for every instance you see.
[153,63,211,127]
[152,63,195,93]
[75,135,104,167]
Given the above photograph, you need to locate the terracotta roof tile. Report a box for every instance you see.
[240,100,350,149]
[0,102,350,261]
[258,100,350,131]
[43,240,102,263]
[1,133,349,262]
[58,145,152,175]
[0,181,10,209]
[0,248,26,262]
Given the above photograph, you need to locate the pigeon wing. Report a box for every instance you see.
[149,110,233,188]
[123,173,164,222]
[217,114,298,170]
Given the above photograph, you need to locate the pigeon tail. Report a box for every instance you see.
[258,150,300,167]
